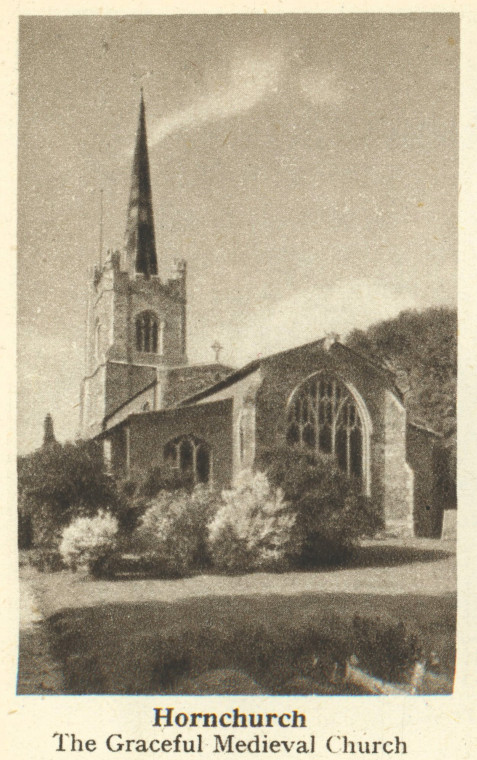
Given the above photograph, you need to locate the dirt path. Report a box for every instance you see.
[17,576,65,695]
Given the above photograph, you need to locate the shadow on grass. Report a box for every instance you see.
[90,544,453,582]
[345,544,452,569]
[32,592,456,696]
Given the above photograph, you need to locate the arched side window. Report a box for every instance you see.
[164,435,211,484]
[286,373,370,490]
[135,311,160,353]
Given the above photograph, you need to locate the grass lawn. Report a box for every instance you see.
[19,540,456,696]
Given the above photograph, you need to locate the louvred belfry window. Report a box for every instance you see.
[286,374,365,481]
[135,311,159,353]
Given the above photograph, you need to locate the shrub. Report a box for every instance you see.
[18,440,120,559]
[27,503,65,572]
[17,493,33,550]
[59,511,119,576]
[29,544,65,573]
[133,486,219,577]
[137,466,195,500]
[208,470,295,573]
[18,441,118,521]
[115,467,196,535]
[352,615,423,683]
[262,445,380,566]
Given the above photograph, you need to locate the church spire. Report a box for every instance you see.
[124,91,158,279]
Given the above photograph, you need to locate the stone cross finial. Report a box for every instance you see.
[211,340,223,363]
[324,332,340,351]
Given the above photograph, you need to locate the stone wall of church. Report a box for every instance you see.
[104,362,156,418]
[81,252,188,437]
[104,378,159,431]
[254,342,386,496]
[85,262,116,375]
[174,341,417,534]
[107,266,187,368]
[192,368,262,481]
[253,342,414,535]
[382,390,414,537]
[162,364,234,407]
[407,423,443,538]
[81,365,106,439]
[110,398,234,485]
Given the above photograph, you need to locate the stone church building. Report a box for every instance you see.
[80,95,442,539]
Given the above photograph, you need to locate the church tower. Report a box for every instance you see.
[80,94,188,438]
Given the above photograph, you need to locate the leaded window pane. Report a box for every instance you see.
[287,423,299,445]
[303,423,316,448]
[135,311,159,353]
[196,445,210,484]
[287,373,364,483]
[179,439,194,472]
[164,435,211,484]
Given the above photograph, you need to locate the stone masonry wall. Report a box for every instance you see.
[255,342,387,513]
[383,390,414,536]
[407,424,443,538]
[192,369,262,483]
[117,398,234,487]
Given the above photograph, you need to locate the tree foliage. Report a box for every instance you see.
[18,440,119,557]
[346,307,456,439]
[346,306,457,507]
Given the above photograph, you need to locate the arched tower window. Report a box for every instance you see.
[135,311,159,353]
[164,435,211,484]
[286,373,370,490]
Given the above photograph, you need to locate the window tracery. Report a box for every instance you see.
[164,435,211,484]
[287,374,366,482]
[135,311,160,353]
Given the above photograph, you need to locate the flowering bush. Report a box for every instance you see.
[59,511,119,575]
[207,470,295,573]
[132,486,219,577]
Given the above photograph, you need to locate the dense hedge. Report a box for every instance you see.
[263,445,381,566]
[22,441,381,575]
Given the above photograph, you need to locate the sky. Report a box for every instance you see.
[18,13,459,453]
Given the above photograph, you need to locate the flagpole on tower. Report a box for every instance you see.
[99,188,104,268]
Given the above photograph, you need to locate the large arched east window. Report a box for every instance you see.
[286,373,369,488]
[135,311,160,353]
[164,435,211,484]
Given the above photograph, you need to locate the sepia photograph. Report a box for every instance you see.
[16,13,458,697]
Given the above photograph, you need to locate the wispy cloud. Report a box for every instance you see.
[299,68,347,106]
[151,51,285,145]
[216,279,418,366]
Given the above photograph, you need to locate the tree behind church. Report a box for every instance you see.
[346,306,456,507]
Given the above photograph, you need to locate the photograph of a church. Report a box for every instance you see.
[16,14,457,698]
[81,94,443,540]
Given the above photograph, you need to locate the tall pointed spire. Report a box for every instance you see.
[124,90,158,279]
